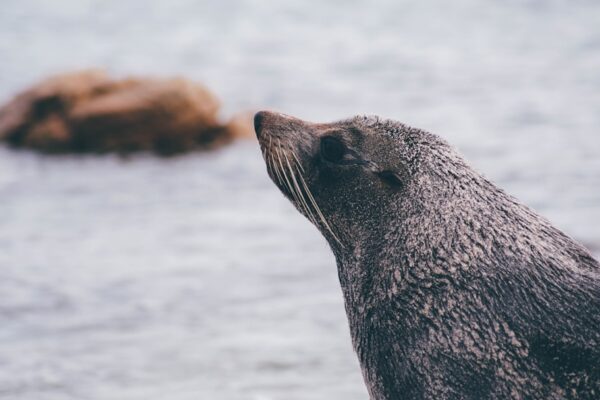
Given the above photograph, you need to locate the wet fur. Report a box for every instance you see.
[256,113,600,400]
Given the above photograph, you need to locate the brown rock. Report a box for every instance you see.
[24,113,71,152]
[0,70,249,155]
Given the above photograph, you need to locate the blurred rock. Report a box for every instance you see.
[0,70,253,155]
[223,112,256,140]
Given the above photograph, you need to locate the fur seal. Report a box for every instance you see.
[254,111,600,400]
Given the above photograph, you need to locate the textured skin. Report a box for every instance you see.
[255,112,600,400]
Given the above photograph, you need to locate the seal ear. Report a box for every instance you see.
[376,170,403,190]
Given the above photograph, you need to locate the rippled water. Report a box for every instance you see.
[1,1,599,399]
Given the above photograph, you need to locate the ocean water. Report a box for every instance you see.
[1,1,599,399]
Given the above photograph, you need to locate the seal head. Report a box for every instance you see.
[254,111,423,253]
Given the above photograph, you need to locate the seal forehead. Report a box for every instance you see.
[351,115,413,140]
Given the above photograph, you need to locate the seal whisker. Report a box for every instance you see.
[267,157,277,182]
[262,138,285,187]
[276,143,315,226]
[260,146,267,163]
[288,149,322,227]
[275,143,300,204]
[295,163,343,247]
[290,163,321,228]
[260,145,274,178]
[283,149,320,227]
[274,142,316,227]
[262,149,274,178]
[268,154,284,186]
[291,161,320,227]
[291,150,305,173]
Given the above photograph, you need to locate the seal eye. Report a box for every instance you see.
[320,136,346,163]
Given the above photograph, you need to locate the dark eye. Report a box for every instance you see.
[320,136,346,163]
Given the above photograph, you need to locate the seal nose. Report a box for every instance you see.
[254,111,267,138]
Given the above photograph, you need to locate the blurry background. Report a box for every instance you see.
[1,0,599,399]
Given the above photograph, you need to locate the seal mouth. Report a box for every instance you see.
[254,111,343,246]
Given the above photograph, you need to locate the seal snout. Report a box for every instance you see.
[254,111,268,138]
[254,110,298,139]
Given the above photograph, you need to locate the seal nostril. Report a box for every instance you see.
[254,112,266,138]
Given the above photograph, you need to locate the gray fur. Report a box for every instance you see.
[254,111,600,400]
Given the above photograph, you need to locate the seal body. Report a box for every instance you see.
[254,111,600,400]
